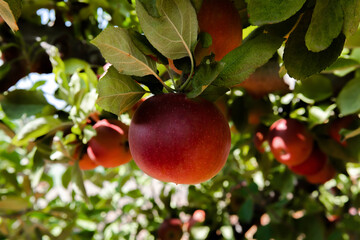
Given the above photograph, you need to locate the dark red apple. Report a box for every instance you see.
[329,116,354,146]
[87,119,132,168]
[128,93,231,184]
[306,163,336,184]
[289,146,327,175]
[158,218,183,240]
[268,118,313,166]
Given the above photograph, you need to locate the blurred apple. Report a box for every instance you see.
[268,118,314,166]
[158,218,183,240]
[87,119,132,168]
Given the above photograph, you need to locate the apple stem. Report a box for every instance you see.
[153,73,175,92]
[165,65,178,90]
[178,56,194,92]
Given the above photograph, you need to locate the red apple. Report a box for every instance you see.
[329,116,354,146]
[87,119,132,168]
[306,162,336,184]
[195,0,242,63]
[289,146,327,175]
[268,119,314,166]
[158,218,183,240]
[128,93,231,184]
[70,147,99,171]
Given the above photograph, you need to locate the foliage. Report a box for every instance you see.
[0,0,360,239]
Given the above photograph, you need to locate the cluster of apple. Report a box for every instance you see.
[70,93,231,186]
[255,118,336,184]
[158,210,205,240]
[70,119,132,170]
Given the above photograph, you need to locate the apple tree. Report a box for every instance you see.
[1,0,360,239]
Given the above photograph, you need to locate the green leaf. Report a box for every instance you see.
[0,197,28,212]
[345,29,360,48]
[187,61,225,98]
[214,30,284,87]
[308,104,337,128]
[199,32,212,48]
[337,77,360,115]
[317,137,355,162]
[62,167,72,188]
[82,124,96,144]
[297,215,325,240]
[305,0,343,52]
[97,66,146,116]
[91,26,157,77]
[238,198,254,223]
[341,0,360,37]
[246,0,306,25]
[283,12,345,80]
[324,58,360,77]
[128,30,168,64]
[0,0,20,31]
[295,74,332,102]
[136,0,198,59]
[31,149,45,189]
[199,85,229,102]
[137,0,160,17]
[12,116,62,146]
[71,161,89,204]
[1,89,49,119]
[79,89,98,117]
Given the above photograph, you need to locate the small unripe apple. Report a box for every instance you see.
[158,218,183,240]
[87,119,132,168]
[268,119,314,166]
[129,93,231,184]
[289,146,327,176]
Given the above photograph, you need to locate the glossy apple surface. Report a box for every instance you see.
[289,146,327,175]
[158,218,183,240]
[268,118,313,166]
[87,119,132,168]
[129,93,231,184]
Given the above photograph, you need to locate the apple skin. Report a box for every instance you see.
[268,119,314,166]
[158,218,183,240]
[128,93,231,184]
[70,148,99,170]
[306,163,336,184]
[329,116,354,146]
[289,146,327,176]
[235,60,289,98]
[87,119,132,168]
[195,0,242,63]
[78,153,99,170]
